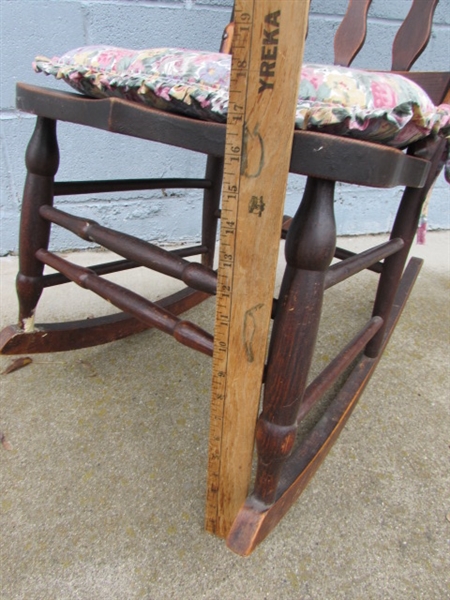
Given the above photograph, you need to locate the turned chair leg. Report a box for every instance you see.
[16,117,59,330]
[253,177,337,506]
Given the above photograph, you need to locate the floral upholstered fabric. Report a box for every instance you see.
[34,45,450,152]
[34,47,231,122]
[298,64,450,148]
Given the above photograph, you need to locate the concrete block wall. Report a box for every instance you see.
[1,0,449,254]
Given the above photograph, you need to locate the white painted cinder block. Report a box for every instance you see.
[0,0,449,254]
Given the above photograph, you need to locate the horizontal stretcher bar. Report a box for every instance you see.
[54,177,212,196]
[35,249,215,357]
[40,205,218,295]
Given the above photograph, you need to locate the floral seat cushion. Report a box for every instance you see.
[34,45,450,153]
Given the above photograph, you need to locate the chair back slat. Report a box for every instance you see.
[222,1,442,73]
[333,0,372,67]
[391,0,439,71]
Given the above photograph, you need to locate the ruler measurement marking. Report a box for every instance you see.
[206,0,309,538]
[206,0,254,533]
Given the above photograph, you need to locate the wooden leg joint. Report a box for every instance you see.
[254,417,298,504]
[255,417,297,463]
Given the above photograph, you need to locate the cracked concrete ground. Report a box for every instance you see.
[1,233,449,600]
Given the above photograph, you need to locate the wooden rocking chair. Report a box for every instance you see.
[1,0,448,555]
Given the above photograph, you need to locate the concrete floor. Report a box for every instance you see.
[1,233,449,600]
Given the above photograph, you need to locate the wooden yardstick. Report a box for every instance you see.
[206,0,310,538]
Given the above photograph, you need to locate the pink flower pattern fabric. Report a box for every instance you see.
[34,47,231,122]
[33,45,450,167]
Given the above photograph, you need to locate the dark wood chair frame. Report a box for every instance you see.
[1,0,449,555]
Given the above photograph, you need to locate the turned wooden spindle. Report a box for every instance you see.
[253,177,336,506]
[35,249,214,356]
[39,205,218,295]
[16,117,59,329]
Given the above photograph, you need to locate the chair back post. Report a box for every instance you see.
[219,2,235,53]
